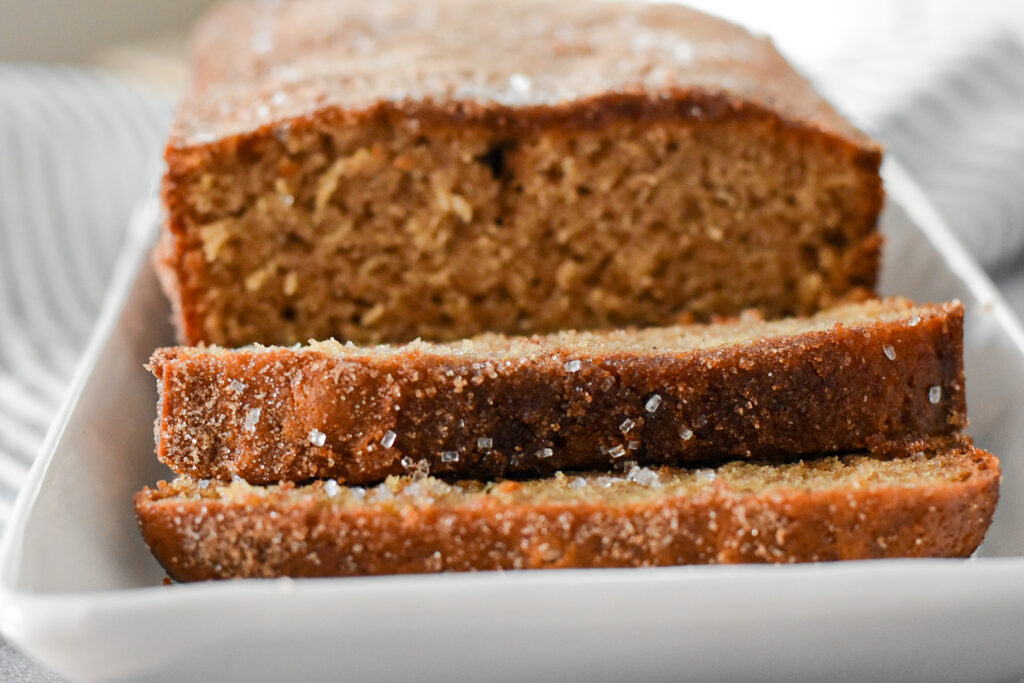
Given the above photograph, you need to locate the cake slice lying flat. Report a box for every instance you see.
[135,435,999,580]
[149,298,965,485]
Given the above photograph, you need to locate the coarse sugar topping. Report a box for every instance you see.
[171,0,872,147]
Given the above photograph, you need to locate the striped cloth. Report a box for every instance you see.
[818,34,1024,274]
[2,30,1024,535]
[0,65,171,531]
[876,38,1024,273]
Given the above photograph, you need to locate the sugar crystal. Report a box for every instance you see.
[250,31,273,54]
[229,379,246,393]
[441,450,459,463]
[627,466,660,487]
[619,418,636,433]
[509,73,532,95]
[403,482,426,499]
[679,427,694,441]
[645,394,662,413]
[244,407,262,430]
[601,377,615,391]
[477,437,493,449]
[929,385,942,404]
[276,65,300,82]
[324,480,340,498]
[673,41,695,63]
[381,429,397,448]
[608,444,626,459]
[568,477,587,489]
[883,344,896,361]
[696,469,717,483]
[908,315,921,327]
[564,359,582,372]
[198,479,210,490]
[537,447,554,459]
[308,429,326,447]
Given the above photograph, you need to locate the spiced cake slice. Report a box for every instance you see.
[160,0,883,347]
[135,434,999,580]
[149,298,965,485]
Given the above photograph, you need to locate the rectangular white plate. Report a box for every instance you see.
[2,160,1023,683]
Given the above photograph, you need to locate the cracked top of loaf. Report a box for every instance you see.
[170,0,876,149]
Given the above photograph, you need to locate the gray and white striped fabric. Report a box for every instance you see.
[0,65,171,531]
[826,36,1024,273]
[2,30,1024,534]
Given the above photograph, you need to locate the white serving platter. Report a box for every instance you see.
[1,160,1023,682]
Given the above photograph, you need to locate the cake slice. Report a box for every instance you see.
[135,435,999,580]
[149,298,965,485]
[159,0,883,347]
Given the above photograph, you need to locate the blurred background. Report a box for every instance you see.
[1,1,1023,679]
[2,0,210,64]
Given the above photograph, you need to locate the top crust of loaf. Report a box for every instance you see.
[169,0,879,152]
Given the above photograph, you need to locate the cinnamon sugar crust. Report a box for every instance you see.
[148,298,965,484]
[172,0,875,146]
[135,435,999,580]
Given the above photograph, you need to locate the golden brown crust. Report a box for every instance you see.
[159,0,884,347]
[149,299,965,484]
[171,0,878,148]
[134,435,1000,580]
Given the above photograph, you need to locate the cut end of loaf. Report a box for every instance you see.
[161,109,882,347]
[135,435,999,580]
[159,0,882,347]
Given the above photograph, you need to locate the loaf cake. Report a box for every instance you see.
[135,435,999,580]
[149,298,965,485]
[159,0,884,347]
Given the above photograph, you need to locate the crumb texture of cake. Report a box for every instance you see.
[134,435,999,580]
[149,299,965,484]
[159,0,883,346]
